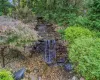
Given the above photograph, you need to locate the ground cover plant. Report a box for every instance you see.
[0,69,14,80]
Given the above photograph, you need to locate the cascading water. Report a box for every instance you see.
[44,40,56,65]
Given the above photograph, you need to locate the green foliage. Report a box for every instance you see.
[57,28,66,39]
[0,12,3,16]
[0,0,12,15]
[94,31,100,38]
[20,0,27,8]
[96,32,100,38]
[74,16,90,27]
[0,25,38,50]
[12,5,34,22]
[65,13,77,26]
[87,0,100,30]
[69,37,100,80]
[62,26,93,43]
[32,0,100,31]
[33,0,78,26]
[42,11,77,27]
[0,69,14,80]
[7,8,13,16]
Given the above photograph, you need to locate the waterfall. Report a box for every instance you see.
[44,40,56,65]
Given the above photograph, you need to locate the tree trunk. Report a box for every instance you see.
[1,46,7,67]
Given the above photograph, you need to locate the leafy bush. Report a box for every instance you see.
[96,31,100,38]
[69,37,100,80]
[75,16,90,27]
[93,31,100,38]
[0,12,2,16]
[43,11,77,27]
[0,69,14,80]
[63,26,93,43]
[66,13,77,26]
[87,0,100,30]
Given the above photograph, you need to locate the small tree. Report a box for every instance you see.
[0,25,38,67]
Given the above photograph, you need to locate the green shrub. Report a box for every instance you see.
[0,12,3,16]
[75,16,90,27]
[96,31,100,38]
[69,37,100,80]
[63,26,93,43]
[0,69,14,80]
[43,10,69,26]
[93,31,100,38]
[87,0,100,30]
[66,13,77,26]
[57,29,66,40]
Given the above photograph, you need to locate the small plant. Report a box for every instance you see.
[57,29,66,40]
[69,37,100,80]
[63,26,93,43]
[0,69,14,80]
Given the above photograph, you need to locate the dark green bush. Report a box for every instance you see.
[69,37,100,80]
[93,31,100,38]
[75,16,90,27]
[87,0,100,30]
[0,12,2,16]
[96,31,100,38]
[63,26,93,43]
[43,10,77,27]
[0,69,14,80]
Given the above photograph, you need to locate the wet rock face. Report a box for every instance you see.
[34,40,46,53]
[29,40,46,56]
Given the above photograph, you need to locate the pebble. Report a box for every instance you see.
[71,76,79,80]
[80,77,85,80]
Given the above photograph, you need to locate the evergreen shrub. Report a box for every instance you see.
[69,37,100,80]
